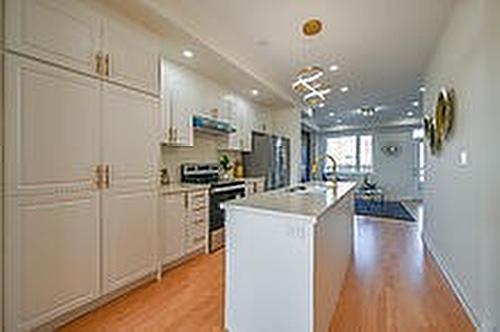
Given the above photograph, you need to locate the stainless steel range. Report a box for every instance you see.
[181,163,245,252]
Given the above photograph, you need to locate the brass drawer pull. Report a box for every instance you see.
[95,52,103,75]
[104,53,110,76]
[192,205,207,212]
[104,164,111,188]
[95,165,104,189]
[193,218,205,225]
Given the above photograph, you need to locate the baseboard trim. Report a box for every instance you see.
[423,233,481,331]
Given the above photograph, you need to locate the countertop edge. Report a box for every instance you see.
[225,181,358,219]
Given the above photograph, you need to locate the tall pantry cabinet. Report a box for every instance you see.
[4,0,161,330]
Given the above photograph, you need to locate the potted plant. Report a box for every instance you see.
[219,154,233,180]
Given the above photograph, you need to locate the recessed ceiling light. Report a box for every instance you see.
[182,50,194,58]
[329,112,335,117]
[412,101,419,107]
[329,65,339,72]
[407,111,414,117]
[340,86,349,93]
[251,89,259,96]
[336,119,343,124]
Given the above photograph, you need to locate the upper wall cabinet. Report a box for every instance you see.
[5,0,160,95]
[103,17,160,95]
[160,60,194,147]
[5,0,102,76]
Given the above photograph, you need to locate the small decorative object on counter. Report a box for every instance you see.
[233,160,244,178]
[219,154,233,180]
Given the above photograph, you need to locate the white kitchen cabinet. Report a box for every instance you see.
[103,16,160,95]
[4,54,162,329]
[4,55,101,331]
[101,83,160,294]
[253,107,271,134]
[185,190,209,254]
[160,189,209,266]
[160,59,194,147]
[6,0,160,95]
[245,178,266,196]
[223,97,252,152]
[240,103,253,152]
[161,192,187,265]
[5,0,102,77]
[102,188,158,294]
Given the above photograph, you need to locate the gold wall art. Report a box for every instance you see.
[424,88,455,155]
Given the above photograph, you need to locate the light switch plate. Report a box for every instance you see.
[459,150,468,166]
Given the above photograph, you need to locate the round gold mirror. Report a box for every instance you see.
[435,88,454,141]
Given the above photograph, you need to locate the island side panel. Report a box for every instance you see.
[225,206,315,332]
[313,191,355,332]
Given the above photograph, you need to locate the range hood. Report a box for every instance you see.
[192,115,236,135]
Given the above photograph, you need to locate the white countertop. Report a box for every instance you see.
[159,183,210,194]
[242,177,265,182]
[225,181,357,218]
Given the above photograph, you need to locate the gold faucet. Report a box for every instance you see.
[311,154,338,188]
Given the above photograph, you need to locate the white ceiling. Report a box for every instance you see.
[109,0,456,128]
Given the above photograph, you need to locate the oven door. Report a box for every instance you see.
[209,185,245,251]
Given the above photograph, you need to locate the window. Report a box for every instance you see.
[359,135,373,173]
[326,134,373,173]
[326,136,356,172]
[413,128,426,183]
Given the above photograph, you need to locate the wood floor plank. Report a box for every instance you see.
[59,216,474,332]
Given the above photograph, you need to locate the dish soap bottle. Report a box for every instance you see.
[234,159,244,179]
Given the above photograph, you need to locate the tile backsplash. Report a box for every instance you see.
[161,132,242,183]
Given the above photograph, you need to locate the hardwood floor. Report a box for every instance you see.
[60,217,474,332]
[330,217,474,331]
[59,252,224,332]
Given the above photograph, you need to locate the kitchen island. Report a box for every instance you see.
[224,181,357,332]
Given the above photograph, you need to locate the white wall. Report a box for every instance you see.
[320,126,419,200]
[423,0,500,330]
[271,107,301,184]
[374,130,417,200]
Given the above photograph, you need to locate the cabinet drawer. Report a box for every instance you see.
[186,233,206,252]
[188,191,208,211]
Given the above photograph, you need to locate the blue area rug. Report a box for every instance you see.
[355,199,415,222]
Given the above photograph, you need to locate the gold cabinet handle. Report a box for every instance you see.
[104,53,110,77]
[104,164,111,188]
[95,52,103,75]
[95,165,104,189]
[193,218,205,225]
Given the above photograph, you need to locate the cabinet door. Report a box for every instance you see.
[101,83,160,294]
[226,98,244,151]
[4,55,100,331]
[161,193,187,265]
[5,0,102,76]
[103,16,160,95]
[160,60,193,146]
[171,87,194,146]
[241,104,253,152]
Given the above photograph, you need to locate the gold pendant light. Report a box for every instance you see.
[293,19,331,108]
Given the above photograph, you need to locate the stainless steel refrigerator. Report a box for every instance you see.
[242,133,290,190]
